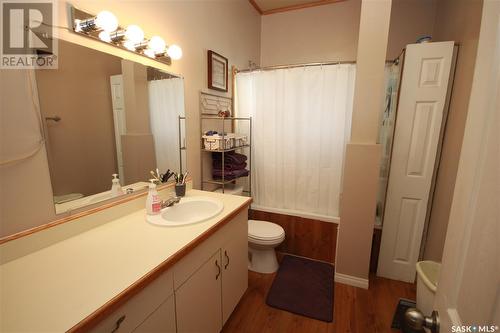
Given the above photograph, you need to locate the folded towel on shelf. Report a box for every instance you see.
[212,151,247,164]
[212,168,249,180]
[212,160,247,171]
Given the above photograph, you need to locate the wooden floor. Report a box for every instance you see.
[222,270,415,333]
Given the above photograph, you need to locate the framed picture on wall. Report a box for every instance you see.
[208,50,228,92]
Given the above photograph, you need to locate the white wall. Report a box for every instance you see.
[423,0,484,261]
[335,0,391,287]
[386,0,436,59]
[260,0,437,66]
[260,0,362,66]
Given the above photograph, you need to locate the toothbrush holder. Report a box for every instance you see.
[175,183,186,197]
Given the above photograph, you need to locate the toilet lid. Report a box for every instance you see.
[248,220,284,240]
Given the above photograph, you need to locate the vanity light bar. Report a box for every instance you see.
[71,6,183,65]
[74,10,118,33]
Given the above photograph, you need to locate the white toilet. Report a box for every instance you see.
[248,220,285,273]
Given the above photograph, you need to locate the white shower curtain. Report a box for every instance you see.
[148,78,185,173]
[235,64,356,220]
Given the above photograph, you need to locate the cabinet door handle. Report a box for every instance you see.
[215,259,221,280]
[110,315,126,333]
[224,250,230,269]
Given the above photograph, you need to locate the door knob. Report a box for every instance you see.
[405,308,439,333]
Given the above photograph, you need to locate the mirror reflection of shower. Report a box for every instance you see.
[376,52,404,228]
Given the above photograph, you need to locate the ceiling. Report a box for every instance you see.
[249,0,344,15]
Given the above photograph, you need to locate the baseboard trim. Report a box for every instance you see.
[334,272,369,289]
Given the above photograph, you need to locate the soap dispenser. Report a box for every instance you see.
[111,174,124,197]
[146,179,161,215]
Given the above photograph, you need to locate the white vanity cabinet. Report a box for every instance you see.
[133,295,176,333]
[88,208,248,333]
[175,250,223,333]
[221,221,249,324]
[174,209,248,332]
[89,270,175,333]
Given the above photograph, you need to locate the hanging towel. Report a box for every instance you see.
[212,151,247,164]
[212,160,247,171]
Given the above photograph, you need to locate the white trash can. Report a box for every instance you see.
[416,260,441,316]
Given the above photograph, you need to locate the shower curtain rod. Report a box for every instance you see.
[236,59,397,73]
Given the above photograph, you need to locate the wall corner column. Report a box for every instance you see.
[335,0,392,289]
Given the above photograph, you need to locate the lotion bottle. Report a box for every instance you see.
[146,179,161,215]
[111,174,124,197]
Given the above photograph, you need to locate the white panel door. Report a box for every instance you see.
[433,2,500,330]
[110,75,126,183]
[377,41,455,282]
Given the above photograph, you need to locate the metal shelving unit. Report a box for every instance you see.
[200,116,252,195]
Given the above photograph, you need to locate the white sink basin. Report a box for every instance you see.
[146,196,224,227]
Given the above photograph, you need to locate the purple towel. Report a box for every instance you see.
[212,151,247,164]
[212,168,249,180]
[213,161,247,171]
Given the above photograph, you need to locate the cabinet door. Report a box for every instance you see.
[89,271,173,333]
[175,250,222,333]
[133,295,176,333]
[221,217,248,324]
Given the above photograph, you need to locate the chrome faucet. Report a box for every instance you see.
[161,196,181,209]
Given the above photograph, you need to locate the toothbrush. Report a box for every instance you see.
[150,171,160,182]
[182,171,189,185]
[162,169,171,182]
[166,171,174,182]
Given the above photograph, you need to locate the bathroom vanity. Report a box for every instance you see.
[0,187,251,332]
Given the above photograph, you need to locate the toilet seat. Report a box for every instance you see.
[248,220,285,241]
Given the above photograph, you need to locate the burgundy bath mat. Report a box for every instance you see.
[266,255,334,322]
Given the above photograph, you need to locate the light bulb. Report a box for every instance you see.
[95,11,118,33]
[74,19,82,32]
[125,25,144,44]
[144,48,156,58]
[98,31,111,42]
[148,36,166,54]
[167,44,183,60]
[123,40,136,51]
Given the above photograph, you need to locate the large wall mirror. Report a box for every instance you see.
[2,39,186,218]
